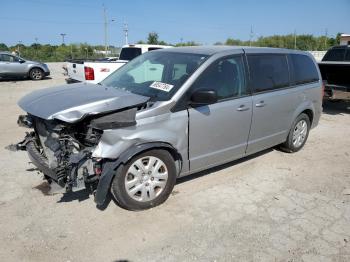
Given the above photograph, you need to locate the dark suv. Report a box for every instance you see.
[319,45,350,100]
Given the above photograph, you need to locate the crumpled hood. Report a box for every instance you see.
[18,83,149,123]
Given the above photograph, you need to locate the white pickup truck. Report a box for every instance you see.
[66,44,172,84]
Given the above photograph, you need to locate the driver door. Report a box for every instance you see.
[187,55,253,172]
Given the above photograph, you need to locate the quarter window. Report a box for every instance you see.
[289,54,319,85]
[248,55,289,92]
[190,56,247,100]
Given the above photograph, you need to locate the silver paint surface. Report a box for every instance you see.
[18,83,149,122]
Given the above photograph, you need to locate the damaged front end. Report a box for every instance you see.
[10,84,149,202]
[16,114,104,193]
[12,83,150,202]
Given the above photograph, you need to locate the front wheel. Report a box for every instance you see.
[280,113,311,153]
[111,149,177,210]
[29,68,44,80]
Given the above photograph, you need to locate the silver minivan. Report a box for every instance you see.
[15,46,322,210]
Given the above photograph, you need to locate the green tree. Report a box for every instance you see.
[175,41,199,47]
[147,32,159,44]
[0,43,8,51]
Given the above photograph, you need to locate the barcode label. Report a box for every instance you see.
[150,81,174,92]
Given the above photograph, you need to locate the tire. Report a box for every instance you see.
[111,149,177,211]
[280,113,311,153]
[29,68,44,80]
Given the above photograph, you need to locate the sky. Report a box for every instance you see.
[1,0,349,46]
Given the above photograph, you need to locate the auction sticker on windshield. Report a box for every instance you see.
[150,81,174,92]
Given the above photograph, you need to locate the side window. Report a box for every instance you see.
[0,54,16,62]
[289,54,319,85]
[190,56,247,100]
[248,54,289,92]
[323,48,345,61]
[172,64,188,80]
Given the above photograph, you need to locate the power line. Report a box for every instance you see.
[0,17,103,25]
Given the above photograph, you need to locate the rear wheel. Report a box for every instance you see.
[111,149,177,210]
[280,113,310,153]
[29,68,44,80]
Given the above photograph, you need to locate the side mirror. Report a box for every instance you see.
[190,89,218,106]
[19,59,25,64]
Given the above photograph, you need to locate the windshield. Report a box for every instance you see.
[101,51,208,101]
[119,47,142,61]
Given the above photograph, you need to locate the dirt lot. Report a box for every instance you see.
[0,63,349,262]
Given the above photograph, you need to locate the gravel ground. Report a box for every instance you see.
[0,62,349,262]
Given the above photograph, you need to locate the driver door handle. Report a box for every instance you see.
[237,105,250,111]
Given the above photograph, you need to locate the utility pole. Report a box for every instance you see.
[35,37,38,57]
[60,33,66,45]
[18,40,22,55]
[294,30,297,49]
[123,22,129,45]
[249,26,254,47]
[103,5,108,54]
[324,28,328,50]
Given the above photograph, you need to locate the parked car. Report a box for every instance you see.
[318,45,350,101]
[66,44,172,84]
[14,46,322,210]
[0,51,50,80]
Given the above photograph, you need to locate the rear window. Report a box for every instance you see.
[289,54,319,85]
[322,48,346,61]
[119,47,142,61]
[345,48,350,62]
[247,54,289,92]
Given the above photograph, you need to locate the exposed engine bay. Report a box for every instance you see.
[15,107,139,194]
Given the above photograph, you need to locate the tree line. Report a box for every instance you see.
[0,32,341,62]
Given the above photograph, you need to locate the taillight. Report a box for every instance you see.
[84,66,95,80]
[322,81,325,98]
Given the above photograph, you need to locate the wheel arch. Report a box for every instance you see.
[27,66,44,77]
[94,141,183,206]
[290,102,315,130]
[301,108,314,125]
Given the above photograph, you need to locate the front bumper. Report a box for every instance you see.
[16,132,61,183]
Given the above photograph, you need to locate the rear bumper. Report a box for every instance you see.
[324,84,350,100]
[65,78,81,84]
